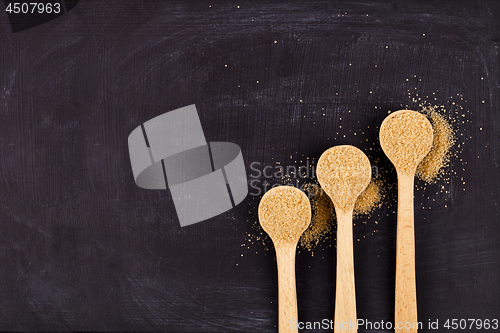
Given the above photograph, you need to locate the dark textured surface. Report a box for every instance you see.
[0,1,499,332]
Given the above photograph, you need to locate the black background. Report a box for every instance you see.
[0,1,499,332]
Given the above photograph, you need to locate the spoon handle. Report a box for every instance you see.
[395,174,418,332]
[334,209,357,333]
[275,242,299,333]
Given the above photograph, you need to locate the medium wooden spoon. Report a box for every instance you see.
[316,145,372,333]
[258,186,311,333]
[379,110,433,333]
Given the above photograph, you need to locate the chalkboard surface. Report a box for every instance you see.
[0,1,498,332]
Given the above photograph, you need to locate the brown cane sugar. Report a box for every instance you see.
[354,179,384,215]
[300,183,334,250]
[316,146,372,212]
[416,105,456,183]
[379,110,434,175]
[258,186,311,244]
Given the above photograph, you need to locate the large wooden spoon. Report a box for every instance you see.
[316,145,372,333]
[258,186,311,333]
[379,110,433,333]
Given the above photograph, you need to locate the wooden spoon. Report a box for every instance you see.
[379,110,433,333]
[316,145,372,333]
[258,186,311,333]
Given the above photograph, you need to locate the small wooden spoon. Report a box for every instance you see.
[258,186,311,333]
[316,145,372,333]
[379,110,433,333]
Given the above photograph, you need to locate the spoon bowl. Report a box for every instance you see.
[259,186,311,245]
[379,110,434,175]
[317,145,372,211]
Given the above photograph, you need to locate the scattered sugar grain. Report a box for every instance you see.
[416,105,456,183]
[354,179,384,215]
[300,183,334,250]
